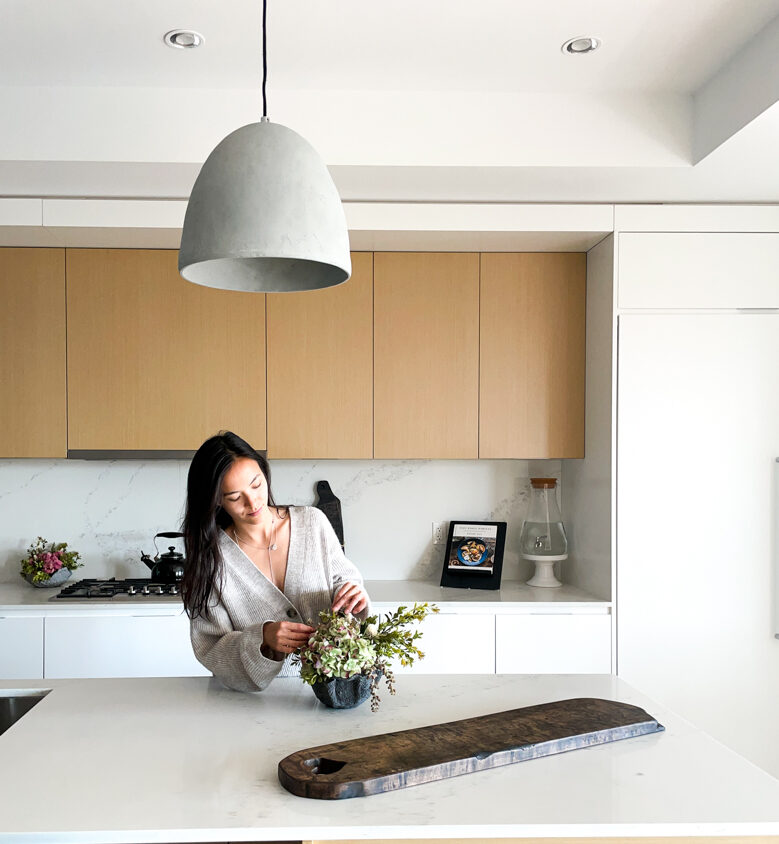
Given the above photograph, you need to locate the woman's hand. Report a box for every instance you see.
[332,582,368,615]
[262,620,314,658]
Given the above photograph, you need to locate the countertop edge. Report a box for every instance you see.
[2,821,779,843]
[0,579,612,615]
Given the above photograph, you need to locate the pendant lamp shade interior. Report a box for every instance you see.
[179,120,351,293]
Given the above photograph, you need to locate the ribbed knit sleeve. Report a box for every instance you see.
[190,597,285,693]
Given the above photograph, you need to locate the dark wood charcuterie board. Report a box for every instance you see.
[278,697,664,799]
[313,480,345,551]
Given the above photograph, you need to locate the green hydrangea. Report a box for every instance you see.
[298,612,377,683]
[293,603,439,710]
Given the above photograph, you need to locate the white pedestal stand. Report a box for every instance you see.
[524,554,567,588]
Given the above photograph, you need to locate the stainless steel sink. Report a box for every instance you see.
[0,690,50,737]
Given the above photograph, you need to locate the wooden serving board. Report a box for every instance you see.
[314,480,345,551]
[278,697,664,800]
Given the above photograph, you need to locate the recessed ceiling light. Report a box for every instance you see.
[164,30,204,49]
[561,36,600,55]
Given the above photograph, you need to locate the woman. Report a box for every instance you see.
[181,431,370,692]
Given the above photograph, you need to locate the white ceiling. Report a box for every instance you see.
[2,0,777,92]
[1,0,778,203]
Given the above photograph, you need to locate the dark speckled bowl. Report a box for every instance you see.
[311,674,373,709]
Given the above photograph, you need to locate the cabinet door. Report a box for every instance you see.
[495,614,611,673]
[44,614,211,678]
[267,253,373,458]
[0,617,44,679]
[66,249,266,451]
[0,248,67,457]
[479,253,585,458]
[374,252,479,458]
[618,313,779,775]
[389,613,495,674]
[619,233,779,309]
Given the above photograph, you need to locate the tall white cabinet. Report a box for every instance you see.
[615,218,779,778]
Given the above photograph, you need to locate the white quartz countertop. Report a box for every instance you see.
[0,674,776,843]
[0,581,185,616]
[0,579,610,615]
[366,580,610,612]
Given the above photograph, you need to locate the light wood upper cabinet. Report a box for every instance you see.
[479,253,585,458]
[1,247,585,459]
[266,253,373,458]
[0,248,67,457]
[66,249,266,451]
[374,253,480,458]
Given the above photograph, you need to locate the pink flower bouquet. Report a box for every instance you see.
[20,536,83,585]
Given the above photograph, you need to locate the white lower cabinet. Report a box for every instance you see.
[390,612,495,674]
[2,606,612,681]
[495,614,612,674]
[44,613,211,679]
[0,616,44,679]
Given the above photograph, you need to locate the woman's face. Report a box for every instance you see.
[220,457,270,527]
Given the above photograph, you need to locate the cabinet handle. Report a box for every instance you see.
[737,308,779,313]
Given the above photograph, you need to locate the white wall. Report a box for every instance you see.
[0,458,561,585]
[561,235,614,601]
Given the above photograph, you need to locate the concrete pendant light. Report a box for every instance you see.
[178,1,351,293]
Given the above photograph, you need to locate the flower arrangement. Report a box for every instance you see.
[293,603,439,711]
[20,536,83,584]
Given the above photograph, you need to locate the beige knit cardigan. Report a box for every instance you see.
[190,505,370,692]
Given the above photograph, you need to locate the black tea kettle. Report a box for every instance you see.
[141,532,186,584]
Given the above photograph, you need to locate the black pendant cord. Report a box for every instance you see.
[261,0,268,118]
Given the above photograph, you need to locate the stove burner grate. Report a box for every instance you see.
[54,577,181,599]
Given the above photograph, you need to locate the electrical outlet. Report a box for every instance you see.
[432,521,446,545]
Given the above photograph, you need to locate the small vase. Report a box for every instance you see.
[24,568,72,588]
[311,674,373,709]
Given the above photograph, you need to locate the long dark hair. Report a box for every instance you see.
[181,431,279,619]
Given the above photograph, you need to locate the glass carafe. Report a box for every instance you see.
[520,477,568,587]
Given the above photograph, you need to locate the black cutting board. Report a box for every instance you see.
[278,697,664,800]
[314,480,344,551]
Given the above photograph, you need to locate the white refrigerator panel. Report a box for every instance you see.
[775,457,779,641]
[618,313,779,777]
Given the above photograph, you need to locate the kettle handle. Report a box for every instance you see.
[152,531,184,556]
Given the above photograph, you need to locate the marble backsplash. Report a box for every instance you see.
[0,458,561,584]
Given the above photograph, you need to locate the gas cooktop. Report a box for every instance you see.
[50,578,182,601]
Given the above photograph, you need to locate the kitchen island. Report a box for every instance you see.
[0,674,777,844]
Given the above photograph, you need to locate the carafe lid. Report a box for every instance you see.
[530,477,557,488]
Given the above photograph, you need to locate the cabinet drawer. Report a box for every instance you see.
[389,612,495,675]
[618,233,779,309]
[0,617,44,679]
[496,614,611,674]
[44,614,211,679]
